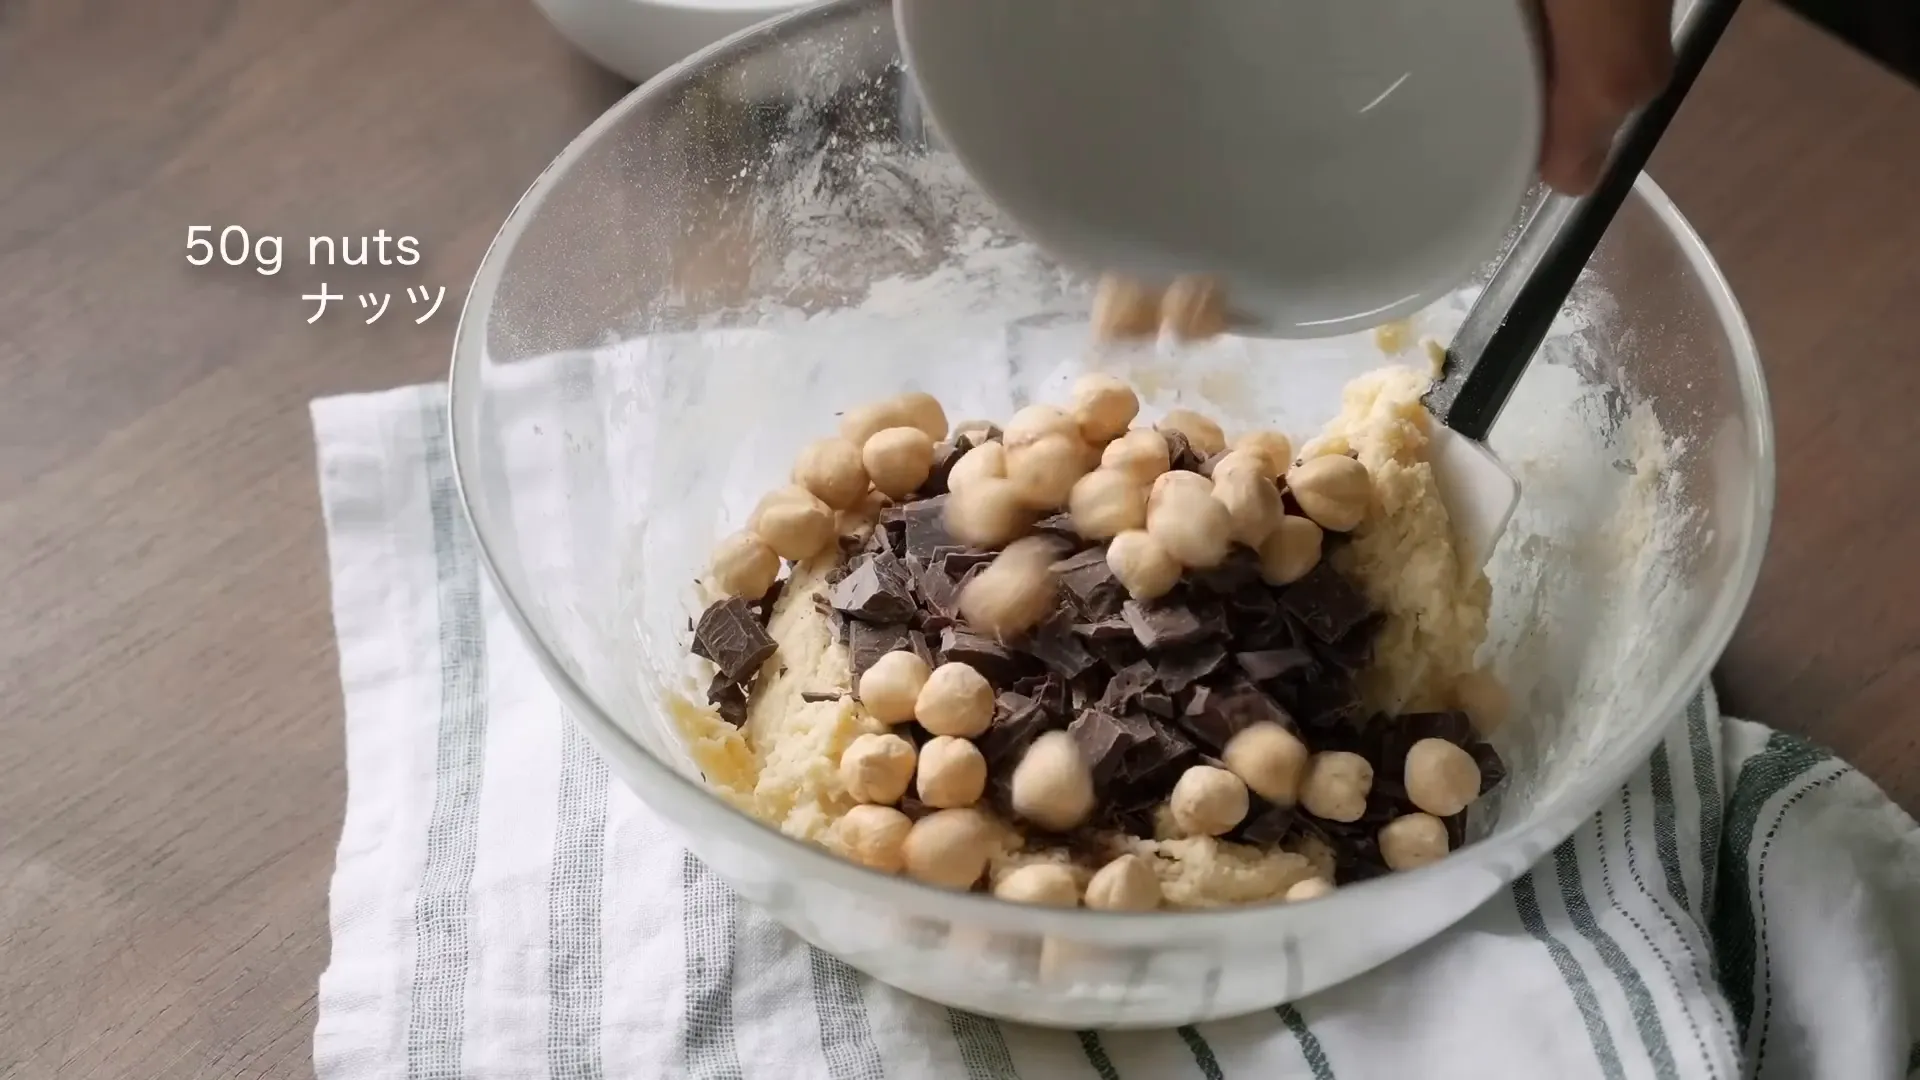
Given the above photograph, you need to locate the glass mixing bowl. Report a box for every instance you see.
[449,0,1773,1028]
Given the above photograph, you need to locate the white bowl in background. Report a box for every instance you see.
[533,0,804,84]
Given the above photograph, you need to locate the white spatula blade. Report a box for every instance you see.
[1427,424,1520,571]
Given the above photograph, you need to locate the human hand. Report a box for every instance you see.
[1536,0,1677,194]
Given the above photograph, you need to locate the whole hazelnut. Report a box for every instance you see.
[709,531,780,600]
[1010,730,1096,832]
[994,863,1081,907]
[1007,432,1092,509]
[946,441,1008,494]
[915,662,995,738]
[1157,407,1227,458]
[1100,429,1171,485]
[1212,467,1285,548]
[1300,751,1374,823]
[1257,515,1324,586]
[1146,486,1233,569]
[839,732,917,804]
[1002,404,1079,451]
[1232,431,1294,478]
[792,436,871,510]
[1160,274,1229,340]
[1453,667,1512,734]
[1071,373,1140,443]
[1147,469,1212,512]
[1068,469,1147,540]
[917,735,989,808]
[1203,448,1268,481]
[890,391,949,441]
[1083,853,1162,911]
[1285,877,1335,902]
[1286,455,1371,532]
[1105,529,1182,601]
[1091,274,1161,341]
[836,804,913,873]
[946,476,1035,548]
[840,400,910,448]
[1169,765,1250,837]
[1222,721,1309,805]
[863,426,937,498]
[958,536,1060,637]
[1404,737,1483,818]
[1379,812,1451,871]
[901,808,999,889]
[752,485,836,561]
[858,649,932,724]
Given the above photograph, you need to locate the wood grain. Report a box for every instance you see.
[0,1,1916,1076]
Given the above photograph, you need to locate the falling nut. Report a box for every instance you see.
[1285,877,1334,902]
[916,735,989,809]
[1404,738,1483,818]
[1071,373,1140,443]
[1002,404,1080,451]
[1007,432,1092,509]
[1286,455,1371,532]
[915,662,995,738]
[958,536,1060,638]
[1453,667,1512,734]
[1100,429,1172,485]
[858,649,932,725]
[945,476,1036,548]
[863,426,936,498]
[1091,274,1161,341]
[1168,765,1250,837]
[1083,854,1162,911]
[839,400,911,448]
[890,391,949,441]
[1232,431,1293,478]
[1300,751,1373,823]
[839,732,918,804]
[1257,515,1324,586]
[793,436,871,510]
[946,441,1008,494]
[709,531,780,600]
[751,485,836,561]
[901,808,999,889]
[994,863,1081,907]
[1147,469,1212,513]
[1146,485,1233,569]
[1222,722,1310,805]
[1379,812,1451,871]
[1157,408,1227,458]
[1160,275,1229,340]
[1212,467,1285,548]
[1104,529,1182,601]
[1010,730,1096,832]
[1068,468,1148,540]
[836,804,913,873]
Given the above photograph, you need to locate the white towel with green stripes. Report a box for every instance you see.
[312,380,1920,1080]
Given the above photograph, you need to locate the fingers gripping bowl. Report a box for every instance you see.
[450,0,1773,1028]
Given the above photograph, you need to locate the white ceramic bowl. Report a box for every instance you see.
[533,0,803,84]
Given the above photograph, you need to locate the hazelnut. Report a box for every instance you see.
[1091,274,1161,341]
[1404,738,1483,818]
[751,485,836,561]
[890,391,949,441]
[1157,407,1227,458]
[1203,448,1268,481]
[901,808,999,889]
[1453,667,1512,734]
[1300,751,1373,823]
[1222,721,1309,805]
[1002,404,1079,451]
[1257,515,1324,586]
[917,735,989,808]
[1212,467,1285,548]
[1146,486,1233,569]
[858,649,931,724]
[1100,429,1171,485]
[1010,730,1095,832]
[840,400,910,448]
[946,441,1008,494]
[839,732,917,804]
[958,536,1060,638]
[1286,455,1371,532]
[994,863,1081,907]
[863,426,936,499]
[1084,854,1162,911]
[709,531,780,600]
[1168,765,1250,837]
[1071,373,1140,443]
[1105,529,1182,601]
[1232,431,1293,478]
[1147,468,1212,512]
[915,662,995,738]
[1068,469,1147,540]
[1007,432,1092,509]
[836,804,913,873]
[945,476,1035,548]
[792,436,870,510]
[1285,877,1335,902]
[1160,274,1229,340]
[1379,812,1451,871]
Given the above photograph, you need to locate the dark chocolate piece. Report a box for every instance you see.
[1153,642,1227,694]
[1098,661,1156,714]
[1235,800,1296,845]
[1280,562,1375,644]
[1053,547,1126,618]
[830,553,917,624]
[1179,682,1293,752]
[754,576,786,625]
[1188,548,1262,593]
[923,435,976,497]
[1014,673,1071,720]
[799,690,844,703]
[1308,611,1385,673]
[977,692,1054,767]
[917,560,961,619]
[848,621,912,681]
[1236,648,1314,682]
[899,495,957,559]
[1113,715,1201,796]
[1121,599,1208,650]
[1072,616,1135,641]
[939,548,998,575]
[1031,513,1082,544]
[1139,690,1175,718]
[1162,429,1205,472]
[692,597,778,683]
[939,626,1021,684]
[1068,709,1154,786]
[1025,618,1100,679]
[908,629,936,668]
[707,672,749,726]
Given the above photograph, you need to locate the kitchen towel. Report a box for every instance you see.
[312,379,1920,1080]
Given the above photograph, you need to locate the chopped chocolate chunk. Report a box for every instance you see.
[1308,611,1385,673]
[1113,715,1200,796]
[977,692,1054,767]
[1235,800,1295,844]
[753,576,786,624]
[1031,513,1082,544]
[898,496,957,559]
[1469,742,1508,795]
[915,560,961,619]
[799,690,844,703]
[1025,618,1100,678]
[848,621,912,681]
[1121,599,1208,649]
[922,435,976,497]
[1053,547,1126,618]
[1292,678,1366,731]
[939,626,1021,684]
[908,629,936,668]
[1072,616,1134,641]
[692,597,778,683]
[939,548,998,575]
[1154,642,1227,694]
[1189,548,1262,593]
[1179,682,1294,752]
[1162,429,1204,472]
[706,672,749,726]
[1098,661,1157,714]
[1068,709,1155,786]
[1014,673,1071,720]
[1139,689,1175,718]
[1236,648,1314,682]
[1280,562,1375,644]
[830,553,917,623]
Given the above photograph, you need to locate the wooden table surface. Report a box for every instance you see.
[2,1,1917,1076]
